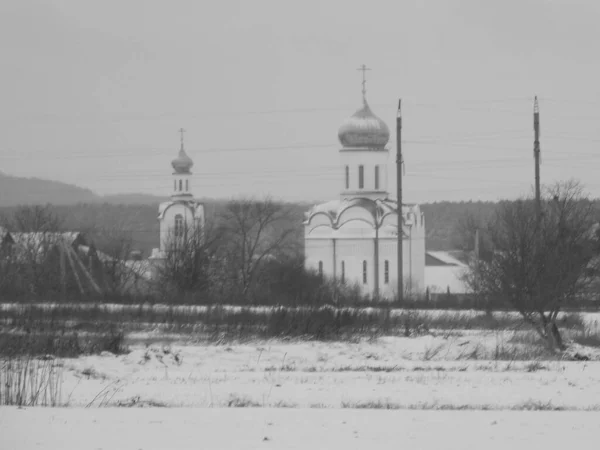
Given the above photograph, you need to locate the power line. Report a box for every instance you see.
[3,96,600,124]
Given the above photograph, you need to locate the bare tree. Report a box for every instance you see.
[1,204,63,233]
[155,221,225,298]
[464,180,599,350]
[0,205,67,298]
[219,197,301,302]
[88,227,147,297]
[452,212,493,261]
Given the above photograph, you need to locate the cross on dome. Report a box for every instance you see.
[357,64,371,104]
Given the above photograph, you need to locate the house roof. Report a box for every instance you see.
[426,251,468,267]
[9,231,86,248]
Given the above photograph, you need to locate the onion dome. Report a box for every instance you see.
[171,148,193,173]
[171,134,194,175]
[338,101,390,149]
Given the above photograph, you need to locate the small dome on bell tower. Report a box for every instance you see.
[171,129,194,174]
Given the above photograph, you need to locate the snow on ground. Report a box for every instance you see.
[2,407,600,450]
[3,328,600,449]
[29,331,600,410]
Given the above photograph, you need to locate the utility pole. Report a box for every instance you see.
[396,99,403,303]
[534,96,541,222]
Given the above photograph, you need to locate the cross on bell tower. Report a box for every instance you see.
[179,128,186,151]
[357,64,371,104]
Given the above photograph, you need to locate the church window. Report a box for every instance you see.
[345,165,349,189]
[341,261,345,284]
[174,214,184,237]
[174,180,177,191]
[358,165,364,189]
[384,260,389,284]
[179,180,183,191]
[374,165,380,190]
[318,261,323,278]
[186,180,189,191]
[362,260,367,284]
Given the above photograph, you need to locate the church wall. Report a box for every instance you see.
[159,203,197,252]
[304,238,334,278]
[305,232,426,300]
[377,238,424,299]
[334,238,375,295]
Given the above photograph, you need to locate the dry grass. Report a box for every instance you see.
[0,356,63,406]
[1,303,589,344]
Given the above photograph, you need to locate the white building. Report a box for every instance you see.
[425,251,469,294]
[304,84,425,299]
[150,131,205,263]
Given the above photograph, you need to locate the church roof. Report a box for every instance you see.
[305,197,421,231]
[171,148,194,174]
[338,100,390,149]
[171,130,194,174]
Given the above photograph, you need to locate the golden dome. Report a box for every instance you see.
[338,101,390,149]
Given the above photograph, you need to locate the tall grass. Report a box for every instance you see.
[1,303,588,342]
[0,356,63,406]
[0,329,128,358]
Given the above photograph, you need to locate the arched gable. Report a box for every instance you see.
[337,205,376,229]
[159,201,195,220]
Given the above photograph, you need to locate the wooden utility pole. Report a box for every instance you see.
[396,99,403,302]
[534,96,541,221]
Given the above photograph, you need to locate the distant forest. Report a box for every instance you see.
[0,200,501,256]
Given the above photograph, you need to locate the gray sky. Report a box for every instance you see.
[1,0,600,203]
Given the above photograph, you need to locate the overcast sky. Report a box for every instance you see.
[1,0,599,203]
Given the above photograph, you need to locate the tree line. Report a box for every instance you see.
[0,198,366,306]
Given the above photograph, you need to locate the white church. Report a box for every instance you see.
[150,130,205,263]
[148,76,427,299]
[303,79,425,299]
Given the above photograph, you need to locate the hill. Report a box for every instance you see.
[0,172,99,206]
[0,172,509,254]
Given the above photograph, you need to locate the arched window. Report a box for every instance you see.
[374,165,380,190]
[174,180,177,191]
[179,180,183,191]
[362,260,367,284]
[318,261,323,278]
[186,179,189,191]
[384,260,389,284]
[345,165,349,189]
[358,165,364,189]
[174,214,184,237]
[341,261,345,284]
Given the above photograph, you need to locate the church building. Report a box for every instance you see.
[150,130,205,263]
[304,70,425,299]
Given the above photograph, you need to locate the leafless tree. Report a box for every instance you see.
[155,221,225,298]
[219,197,301,302]
[87,227,147,297]
[0,204,63,233]
[0,205,67,298]
[452,212,493,261]
[464,180,600,350]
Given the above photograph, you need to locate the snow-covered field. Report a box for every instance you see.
[3,325,600,448]
[3,407,600,450]
[5,330,598,410]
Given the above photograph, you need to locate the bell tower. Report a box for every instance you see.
[171,128,194,200]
